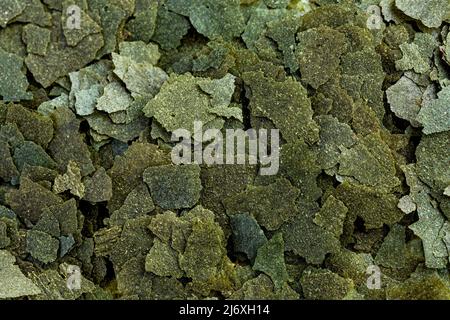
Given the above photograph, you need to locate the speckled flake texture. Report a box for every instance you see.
[0,0,449,301]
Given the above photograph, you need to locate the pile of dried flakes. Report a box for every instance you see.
[0,0,449,300]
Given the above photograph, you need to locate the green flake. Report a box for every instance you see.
[444,186,450,197]
[38,93,69,116]
[253,233,287,290]
[168,0,245,41]
[26,230,59,264]
[380,0,402,23]
[339,48,386,121]
[0,221,10,248]
[338,132,400,191]
[386,76,422,127]
[14,141,57,173]
[96,82,133,114]
[6,177,62,224]
[395,0,450,28]
[150,276,187,300]
[109,111,128,124]
[61,1,102,47]
[242,71,319,144]
[6,104,54,148]
[0,250,41,298]
[116,256,153,299]
[230,213,267,262]
[22,24,51,56]
[118,41,161,66]
[224,178,300,231]
[30,265,96,300]
[74,86,102,116]
[444,32,450,65]
[300,267,354,300]
[409,191,449,269]
[86,112,149,143]
[109,216,154,270]
[143,164,202,210]
[198,73,241,120]
[314,195,348,238]
[143,73,223,134]
[148,211,191,254]
[93,226,122,258]
[25,13,104,88]
[296,26,348,89]
[179,206,235,294]
[314,115,356,170]
[59,234,75,257]
[145,238,184,278]
[0,205,15,220]
[68,61,112,116]
[126,0,158,42]
[242,6,285,51]
[279,139,322,202]
[44,199,79,236]
[0,24,26,58]
[263,0,289,8]
[416,86,450,134]
[375,224,408,268]
[151,6,190,51]
[21,165,58,186]
[336,182,404,230]
[201,163,256,233]
[108,183,155,226]
[33,209,60,238]
[230,274,299,300]
[386,270,450,300]
[0,121,25,150]
[89,1,129,57]
[112,44,168,100]
[0,48,32,101]
[48,107,95,176]
[0,141,20,183]
[53,160,85,198]
[395,33,438,74]
[14,0,52,26]
[0,0,26,27]
[280,210,339,265]
[416,132,450,193]
[266,12,302,72]
[398,195,417,214]
[82,167,112,203]
[108,142,171,212]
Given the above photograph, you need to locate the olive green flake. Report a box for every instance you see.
[0,250,41,298]
[395,0,450,28]
[296,26,348,89]
[145,238,184,278]
[0,0,26,27]
[0,48,32,101]
[416,85,450,134]
[26,230,59,264]
[224,178,300,231]
[22,24,51,56]
[83,167,113,203]
[300,267,354,300]
[230,213,267,262]
[314,195,348,238]
[143,164,202,210]
[53,160,85,198]
[253,233,288,290]
[386,76,422,127]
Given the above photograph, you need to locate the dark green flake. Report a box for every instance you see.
[253,233,288,290]
[143,164,202,210]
